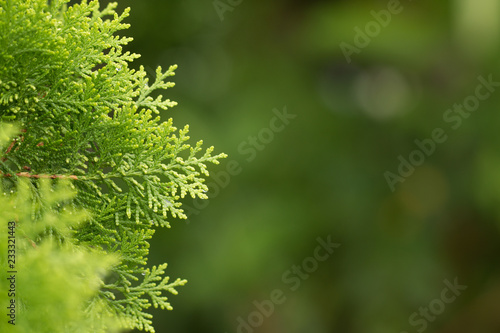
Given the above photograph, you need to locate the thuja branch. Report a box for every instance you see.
[0,1,226,331]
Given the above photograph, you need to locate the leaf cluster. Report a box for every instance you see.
[0,1,226,331]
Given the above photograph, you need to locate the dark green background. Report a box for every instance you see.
[96,0,500,332]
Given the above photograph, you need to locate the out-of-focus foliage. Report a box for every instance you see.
[0,154,119,333]
[107,0,500,332]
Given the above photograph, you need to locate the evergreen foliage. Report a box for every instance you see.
[0,1,226,332]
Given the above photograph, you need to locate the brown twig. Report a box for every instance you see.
[0,171,78,180]
[2,129,26,162]
[1,129,77,180]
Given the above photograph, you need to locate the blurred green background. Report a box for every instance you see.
[98,0,500,332]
